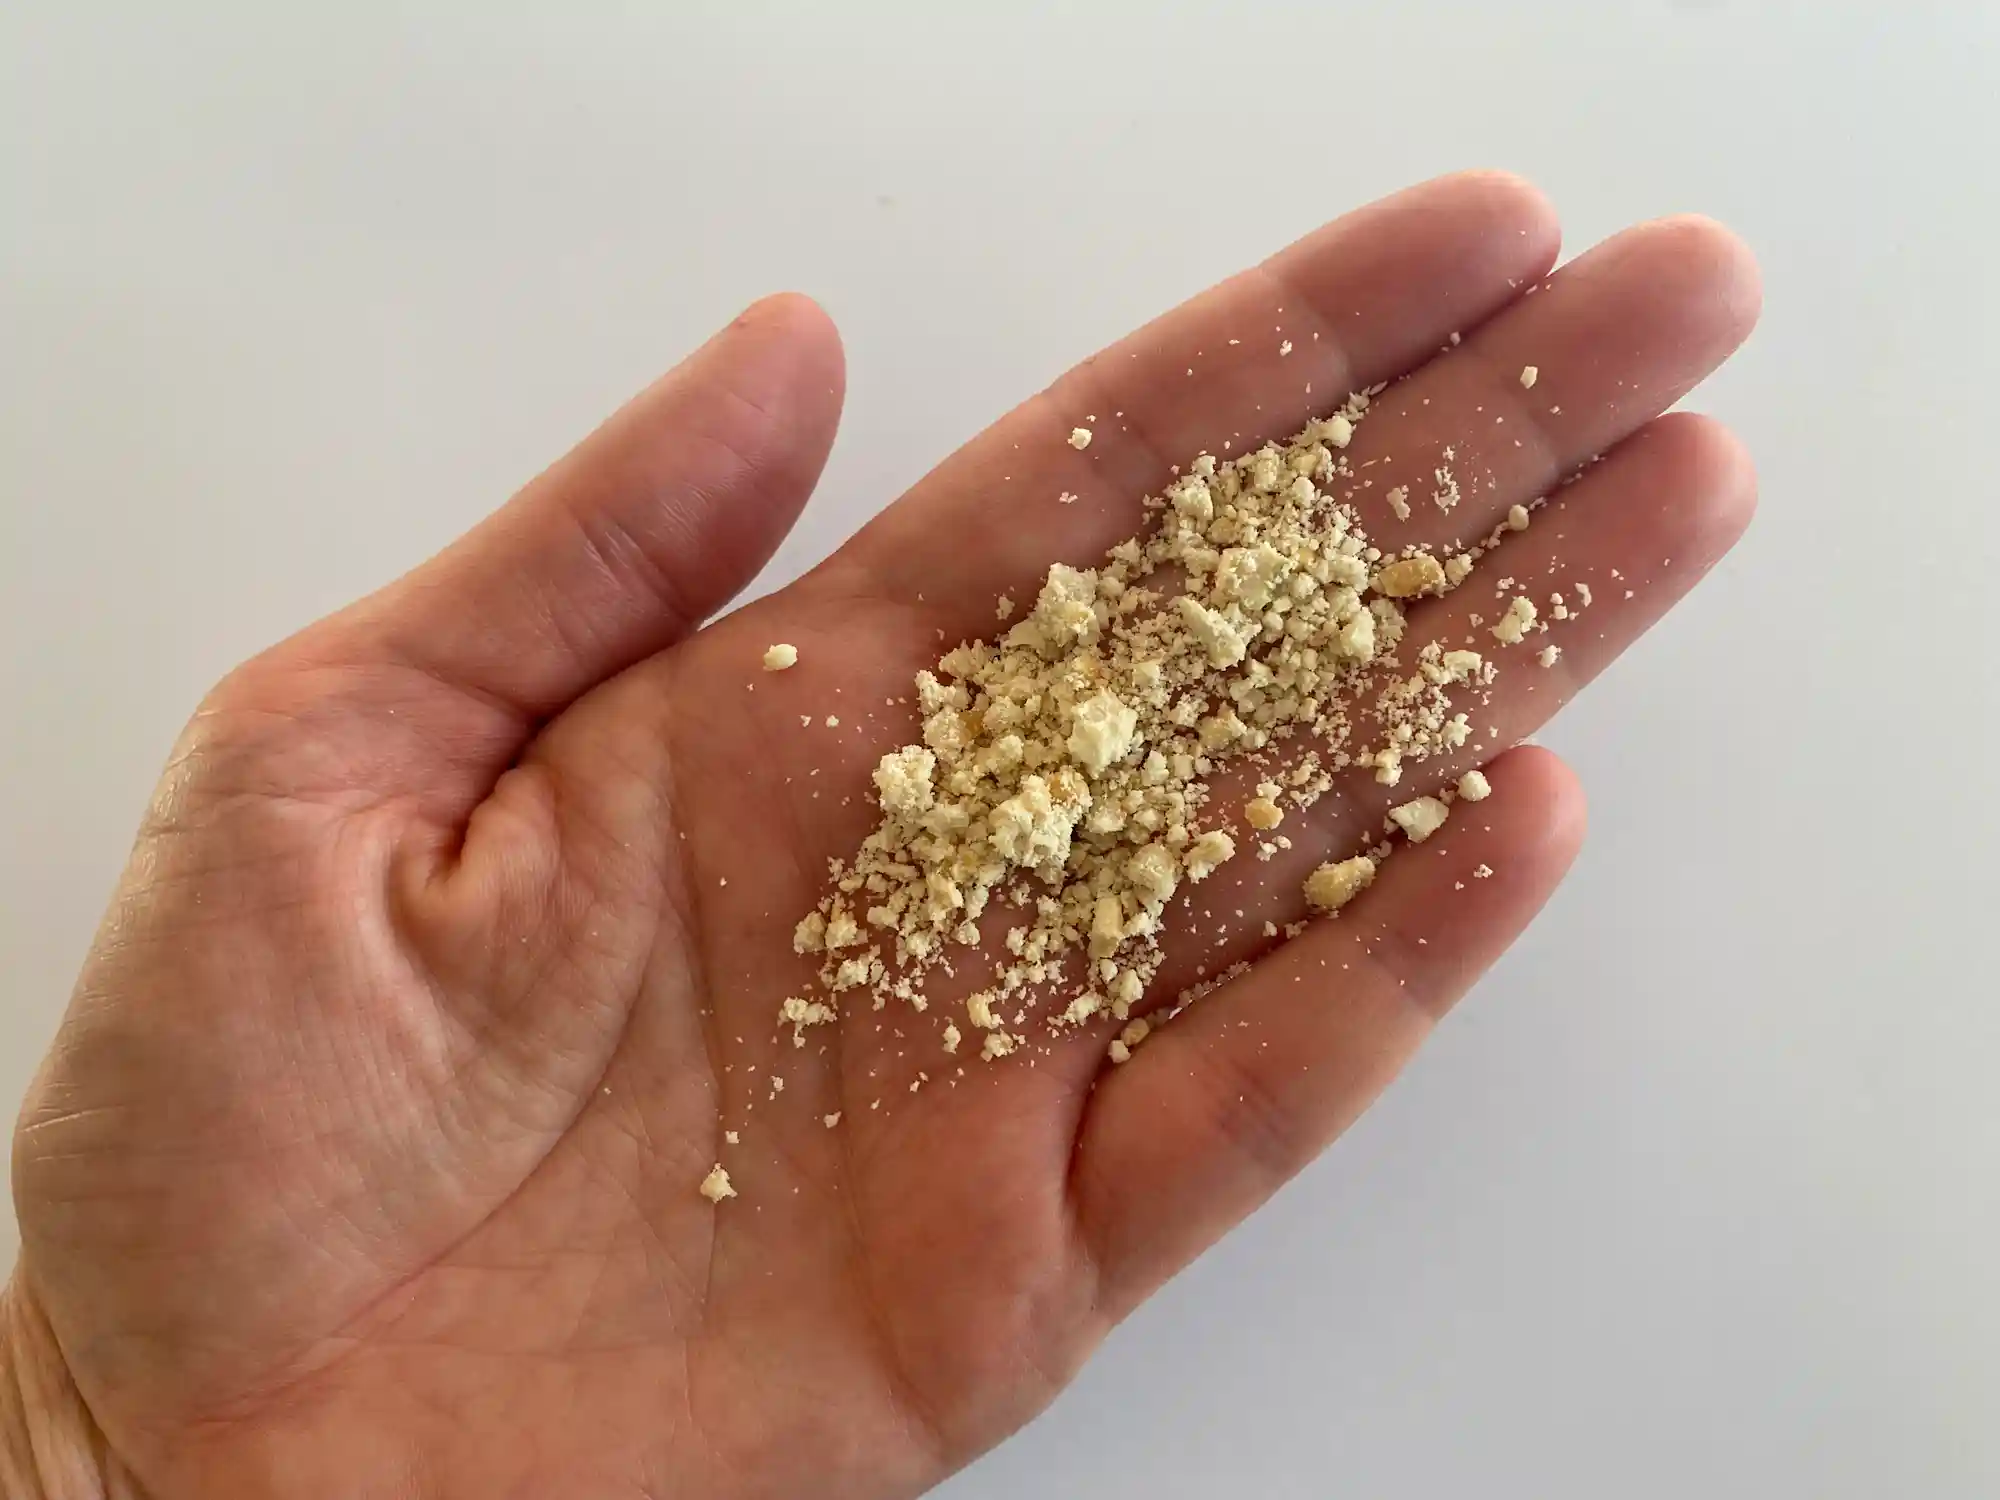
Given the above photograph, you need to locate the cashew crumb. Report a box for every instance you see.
[1068,427,1093,450]
[1389,795,1451,844]
[1519,365,1539,389]
[1493,596,1539,645]
[763,644,799,672]
[1304,856,1376,913]
[1374,555,1447,598]
[699,1166,736,1203]
[1245,796,1285,830]
[1457,769,1493,803]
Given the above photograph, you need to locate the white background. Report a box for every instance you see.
[4,4,1996,1496]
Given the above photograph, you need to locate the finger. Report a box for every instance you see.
[811,171,1560,632]
[1010,412,1751,1071]
[1332,214,1762,547]
[308,293,846,723]
[1328,409,1759,833]
[1073,745,1585,1314]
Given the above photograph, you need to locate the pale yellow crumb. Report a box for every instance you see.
[1304,856,1376,913]
[1457,770,1493,803]
[1183,829,1236,881]
[1068,426,1093,450]
[699,1166,736,1203]
[1538,644,1563,668]
[1519,365,1539,389]
[725,1130,740,1145]
[1389,795,1451,844]
[1374,554,1447,598]
[824,1112,841,1128]
[1493,596,1539,645]
[1245,796,1285,830]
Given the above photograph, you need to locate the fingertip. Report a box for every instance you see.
[1638,213,1765,338]
[1482,744,1589,870]
[1445,167,1563,247]
[730,291,848,403]
[1628,411,1762,555]
[1405,168,1564,276]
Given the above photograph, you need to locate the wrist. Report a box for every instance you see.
[0,1272,122,1500]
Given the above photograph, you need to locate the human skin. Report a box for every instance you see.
[2,172,1759,1499]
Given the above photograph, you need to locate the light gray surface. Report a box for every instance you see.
[3,4,1995,1496]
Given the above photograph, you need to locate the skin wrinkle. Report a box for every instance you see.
[540,341,827,683]
[836,1152,954,1475]
[179,774,670,1436]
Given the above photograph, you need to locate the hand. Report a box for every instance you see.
[8,173,1759,1499]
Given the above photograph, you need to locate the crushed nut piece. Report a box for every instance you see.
[1519,365,1539,389]
[1493,596,1539,645]
[1457,769,1493,803]
[1068,426,1093,450]
[1389,795,1451,843]
[699,1166,736,1203]
[1304,856,1376,912]
[1374,554,1447,598]
[1184,829,1237,881]
[763,643,799,671]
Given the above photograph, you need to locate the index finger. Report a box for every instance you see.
[806,171,1561,634]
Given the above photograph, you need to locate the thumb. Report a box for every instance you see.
[314,292,845,724]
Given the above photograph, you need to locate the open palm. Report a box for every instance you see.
[8,174,1759,1500]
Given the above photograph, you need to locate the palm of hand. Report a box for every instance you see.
[10,175,1759,1500]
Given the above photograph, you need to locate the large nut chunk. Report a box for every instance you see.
[873,746,937,819]
[1389,795,1451,843]
[1067,690,1139,775]
[1373,554,1447,599]
[1303,856,1376,912]
[1175,596,1249,668]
